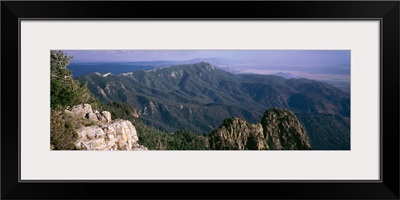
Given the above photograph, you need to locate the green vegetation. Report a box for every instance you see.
[296,113,350,150]
[137,128,209,150]
[50,109,78,150]
[50,50,100,110]
[100,101,139,121]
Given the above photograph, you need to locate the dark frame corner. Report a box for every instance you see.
[2,1,399,199]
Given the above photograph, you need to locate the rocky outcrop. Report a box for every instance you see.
[209,108,311,150]
[65,104,111,123]
[261,108,311,150]
[75,120,147,150]
[65,104,147,151]
[209,118,267,150]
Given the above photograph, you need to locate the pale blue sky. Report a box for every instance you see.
[64,50,350,66]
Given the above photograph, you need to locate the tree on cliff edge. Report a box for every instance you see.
[50,50,98,109]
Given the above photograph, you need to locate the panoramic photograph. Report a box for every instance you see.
[50,50,350,151]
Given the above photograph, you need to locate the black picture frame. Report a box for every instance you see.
[2,1,399,199]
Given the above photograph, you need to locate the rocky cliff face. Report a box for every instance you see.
[209,108,311,150]
[65,104,147,150]
[261,108,311,150]
[209,118,267,150]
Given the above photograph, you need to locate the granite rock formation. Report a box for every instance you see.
[209,108,311,150]
[65,104,147,150]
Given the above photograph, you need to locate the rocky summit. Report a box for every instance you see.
[261,108,311,150]
[208,118,267,150]
[209,108,311,150]
[65,104,147,151]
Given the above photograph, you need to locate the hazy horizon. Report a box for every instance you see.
[63,50,350,92]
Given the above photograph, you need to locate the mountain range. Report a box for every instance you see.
[77,62,350,150]
[68,58,236,78]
